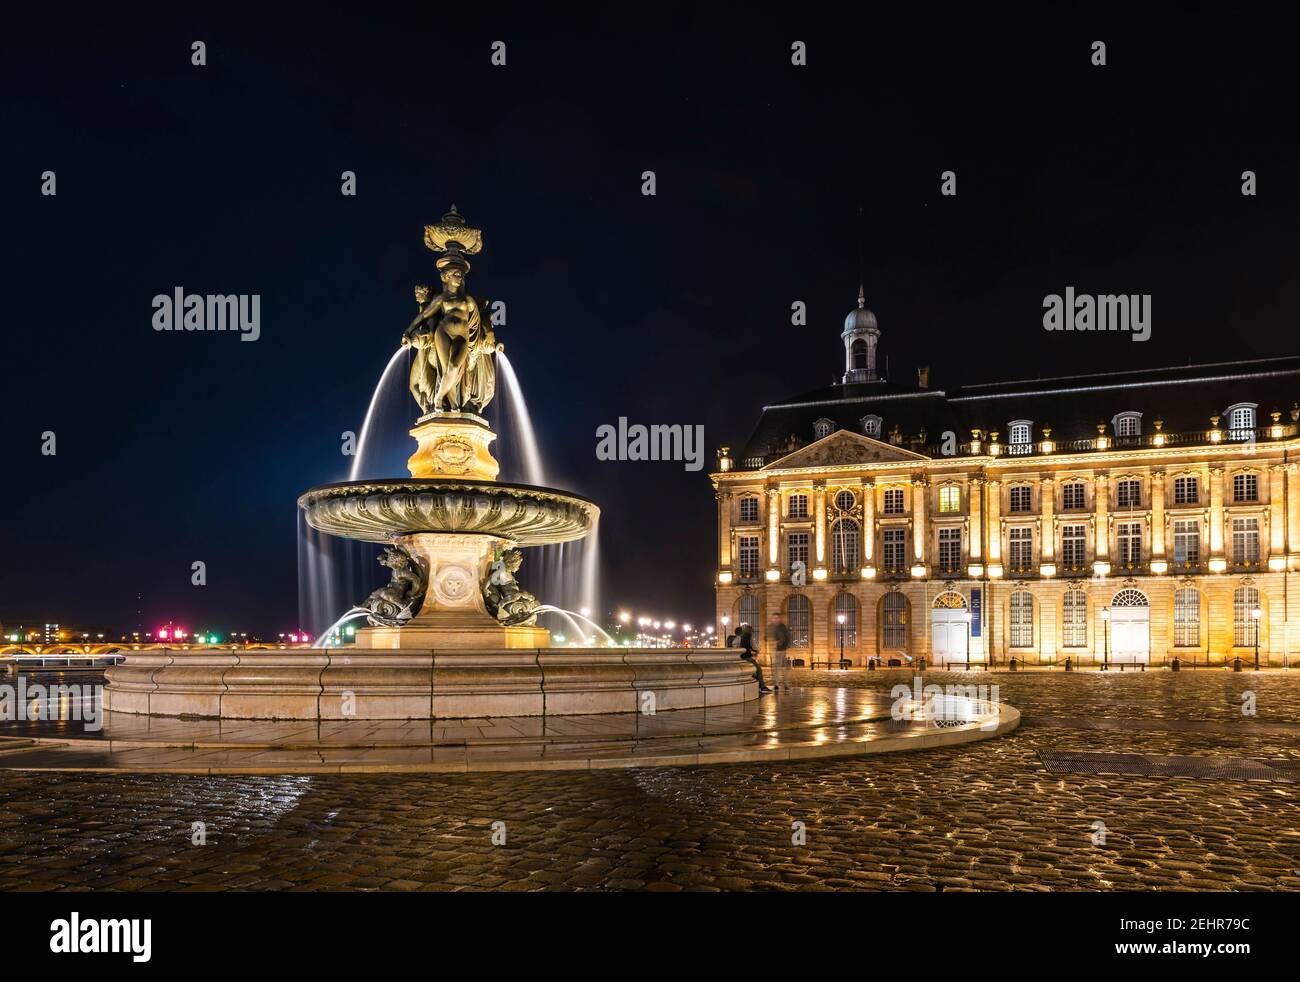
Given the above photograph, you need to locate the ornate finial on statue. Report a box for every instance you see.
[424,205,483,257]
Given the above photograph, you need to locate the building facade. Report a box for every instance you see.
[711,291,1300,668]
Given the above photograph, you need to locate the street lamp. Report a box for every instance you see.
[836,612,846,669]
[1252,605,1262,671]
[961,610,971,670]
[1101,606,1111,671]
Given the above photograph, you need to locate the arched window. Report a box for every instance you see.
[833,489,856,511]
[1174,587,1200,647]
[1111,588,1149,607]
[1008,420,1033,454]
[813,418,834,440]
[830,518,861,572]
[1010,591,1034,647]
[787,595,810,647]
[881,593,909,648]
[1113,412,1142,437]
[832,593,858,646]
[861,414,882,437]
[1225,403,1257,438]
[1233,586,1260,647]
[738,595,759,631]
[1062,591,1087,647]
[851,339,867,370]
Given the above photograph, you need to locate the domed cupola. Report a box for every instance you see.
[842,285,880,383]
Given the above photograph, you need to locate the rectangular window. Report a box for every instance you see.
[1232,517,1260,564]
[1115,416,1140,437]
[1232,473,1258,503]
[737,536,759,576]
[1174,588,1200,647]
[1061,483,1086,510]
[1173,519,1200,566]
[1008,527,1033,571]
[938,485,960,513]
[1173,476,1199,505]
[1009,485,1032,513]
[738,497,759,522]
[938,527,962,571]
[882,528,906,572]
[1117,522,1142,565]
[883,488,904,515]
[1061,525,1087,568]
[1116,479,1142,508]
[1010,592,1033,647]
[786,532,809,571]
[1062,592,1087,647]
[787,494,809,519]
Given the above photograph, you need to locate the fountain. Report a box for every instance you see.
[105,207,759,720]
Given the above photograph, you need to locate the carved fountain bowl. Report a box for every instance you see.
[297,479,599,546]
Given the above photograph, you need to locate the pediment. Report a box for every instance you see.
[762,430,929,470]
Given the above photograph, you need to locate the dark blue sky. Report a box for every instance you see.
[4,6,1298,635]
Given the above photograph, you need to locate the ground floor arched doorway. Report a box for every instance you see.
[931,591,969,665]
[1109,588,1150,665]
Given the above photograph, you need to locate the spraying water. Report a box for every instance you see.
[349,347,409,481]
[495,352,549,487]
[535,606,616,645]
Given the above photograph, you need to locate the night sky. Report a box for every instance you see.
[4,7,1298,636]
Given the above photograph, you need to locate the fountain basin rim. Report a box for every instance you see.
[298,477,598,508]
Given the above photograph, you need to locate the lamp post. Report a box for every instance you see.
[962,610,971,670]
[1101,606,1111,671]
[1252,605,1262,671]
[721,615,730,644]
[836,612,846,670]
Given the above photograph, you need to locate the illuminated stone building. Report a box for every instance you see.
[711,289,1300,668]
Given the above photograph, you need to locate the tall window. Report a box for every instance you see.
[786,531,809,571]
[1061,525,1087,568]
[1232,472,1258,502]
[1173,476,1199,505]
[737,536,759,575]
[1009,421,1032,454]
[1062,591,1087,647]
[1228,405,1256,436]
[851,340,867,371]
[1116,479,1142,508]
[1010,591,1033,647]
[1174,587,1200,647]
[1232,517,1260,564]
[1061,482,1086,510]
[1233,586,1260,647]
[938,527,962,572]
[738,497,759,522]
[1008,527,1034,571]
[938,485,960,513]
[834,489,856,511]
[830,519,861,571]
[1173,520,1200,566]
[787,493,809,519]
[882,528,906,572]
[833,593,857,646]
[787,595,810,647]
[738,595,759,631]
[1009,485,1032,513]
[881,593,908,648]
[883,488,904,514]
[1117,522,1142,565]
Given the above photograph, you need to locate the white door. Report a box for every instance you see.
[1110,607,1150,664]
[931,608,970,664]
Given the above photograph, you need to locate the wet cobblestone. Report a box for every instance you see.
[1,671,1297,891]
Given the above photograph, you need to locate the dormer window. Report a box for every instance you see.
[813,418,834,440]
[1008,420,1032,455]
[861,414,882,437]
[1225,403,1257,438]
[1113,412,1142,438]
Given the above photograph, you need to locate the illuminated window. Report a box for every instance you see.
[1117,522,1142,565]
[1173,520,1200,566]
[832,593,857,647]
[787,493,809,519]
[786,532,809,571]
[1061,482,1086,510]
[738,497,759,522]
[1008,421,1032,453]
[834,489,856,511]
[883,488,905,514]
[737,536,759,575]
[882,528,906,571]
[1061,525,1087,568]
[830,519,860,572]
[1174,588,1200,647]
[1009,485,1032,513]
[1226,404,1256,437]
[1233,586,1260,647]
[1114,413,1141,437]
[1173,476,1199,505]
[738,595,759,631]
[1116,479,1142,508]
[1232,472,1258,503]
[788,595,810,647]
[1008,527,1034,570]
[881,593,908,648]
[1010,591,1033,647]
[938,527,962,571]
[1232,517,1260,564]
[938,485,960,513]
[1062,592,1087,647]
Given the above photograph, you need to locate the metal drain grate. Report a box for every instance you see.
[1038,749,1299,783]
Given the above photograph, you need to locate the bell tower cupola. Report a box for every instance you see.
[842,285,880,383]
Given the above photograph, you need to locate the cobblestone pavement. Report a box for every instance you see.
[1,671,1297,891]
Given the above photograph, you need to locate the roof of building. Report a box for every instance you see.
[734,354,1300,468]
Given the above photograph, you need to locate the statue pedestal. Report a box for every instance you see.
[407,412,500,481]
[353,531,550,650]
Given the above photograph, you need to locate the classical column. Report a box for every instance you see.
[1209,466,1225,559]
[969,477,983,560]
[767,487,780,569]
[717,489,733,569]
[814,480,827,565]
[1151,470,1166,558]
[1094,473,1110,561]
[1040,477,1055,561]
[1270,465,1286,556]
[912,475,928,565]
[863,479,875,564]
[987,480,1002,563]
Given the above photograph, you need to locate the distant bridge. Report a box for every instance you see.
[0,642,310,656]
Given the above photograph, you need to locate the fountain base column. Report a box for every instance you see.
[406,412,500,481]
[354,531,550,650]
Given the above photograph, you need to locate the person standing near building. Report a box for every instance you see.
[737,623,771,693]
[768,612,792,690]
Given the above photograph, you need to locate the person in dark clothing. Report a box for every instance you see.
[737,623,771,693]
